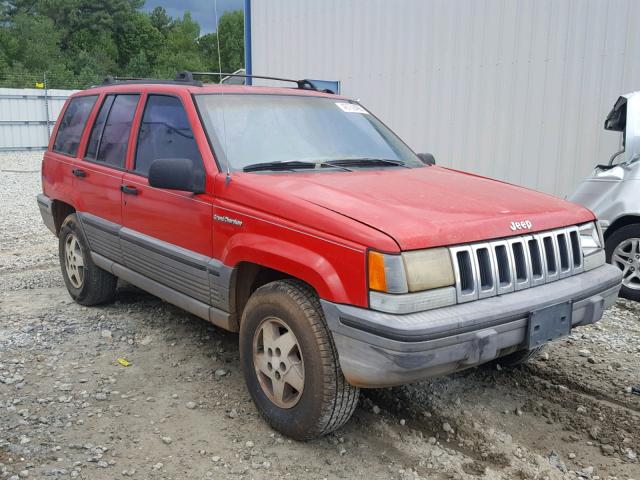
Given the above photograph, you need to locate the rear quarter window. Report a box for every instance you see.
[53,95,98,156]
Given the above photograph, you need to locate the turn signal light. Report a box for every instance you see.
[368,251,387,292]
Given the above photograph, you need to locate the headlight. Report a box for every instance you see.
[368,248,454,294]
[368,248,456,314]
[579,221,605,270]
[402,248,455,292]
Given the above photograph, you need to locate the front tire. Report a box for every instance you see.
[58,213,118,306]
[239,279,359,440]
[606,224,640,302]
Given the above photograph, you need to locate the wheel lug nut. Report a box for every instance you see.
[267,348,273,357]
[275,348,281,356]
[275,371,281,380]
[267,362,272,371]
[279,362,286,372]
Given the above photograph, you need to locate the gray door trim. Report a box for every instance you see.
[120,227,210,271]
[78,212,123,264]
[77,212,237,331]
[92,252,237,331]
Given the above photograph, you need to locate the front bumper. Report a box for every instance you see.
[322,264,622,387]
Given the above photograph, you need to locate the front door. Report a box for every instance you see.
[121,93,213,304]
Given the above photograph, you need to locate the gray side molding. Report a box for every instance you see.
[77,212,124,264]
[207,258,234,312]
[120,227,212,305]
[77,212,238,331]
[92,252,238,332]
[36,194,56,235]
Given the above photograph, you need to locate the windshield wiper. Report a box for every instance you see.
[243,161,313,172]
[242,160,351,172]
[325,158,408,168]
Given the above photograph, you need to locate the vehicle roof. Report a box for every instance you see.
[75,82,348,100]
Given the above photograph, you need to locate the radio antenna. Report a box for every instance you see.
[214,0,231,183]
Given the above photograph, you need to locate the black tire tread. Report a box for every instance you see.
[59,214,118,306]
[246,279,359,438]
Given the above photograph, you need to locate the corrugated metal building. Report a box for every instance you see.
[246,0,640,197]
[0,88,75,151]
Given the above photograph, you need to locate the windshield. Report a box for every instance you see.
[194,94,423,171]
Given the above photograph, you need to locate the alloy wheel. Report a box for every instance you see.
[252,317,305,409]
[64,233,85,289]
[612,238,640,290]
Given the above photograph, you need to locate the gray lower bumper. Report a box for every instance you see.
[322,264,622,388]
[37,194,56,235]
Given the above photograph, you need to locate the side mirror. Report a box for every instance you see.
[148,158,205,193]
[417,153,436,165]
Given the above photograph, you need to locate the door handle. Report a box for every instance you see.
[120,185,138,195]
[72,168,86,178]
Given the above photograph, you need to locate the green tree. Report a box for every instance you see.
[217,10,244,73]
[198,32,220,72]
[149,6,171,36]
[0,1,246,88]
[6,13,61,71]
[116,11,163,69]
[153,12,206,77]
[125,51,150,77]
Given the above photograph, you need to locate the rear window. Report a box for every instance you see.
[53,95,98,156]
[85,94,140,168]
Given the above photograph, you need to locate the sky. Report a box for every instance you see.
[143,0,244,34]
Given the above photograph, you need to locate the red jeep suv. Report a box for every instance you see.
[38,73,622,439]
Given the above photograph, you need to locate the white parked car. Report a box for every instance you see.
[571,91,640,301]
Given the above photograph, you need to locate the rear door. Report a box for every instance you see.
[45,94,98,206]
[120,92,213,304]
[73,93,140,264]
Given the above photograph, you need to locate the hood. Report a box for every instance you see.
[236,166,595,251]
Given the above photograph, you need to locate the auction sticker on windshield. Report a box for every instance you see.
[336,102,369,114]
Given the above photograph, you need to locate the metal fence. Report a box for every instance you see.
[0,88,76,152]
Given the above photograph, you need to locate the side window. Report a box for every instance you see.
[134,95,203,176]
[85,94,139,168]
[85,95,115,160]
[53,95,98,156]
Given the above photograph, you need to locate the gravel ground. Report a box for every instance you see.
[1,152,639,480]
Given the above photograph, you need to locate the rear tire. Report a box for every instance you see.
[58,213,118,306]
[239,279,359,440]
[605,223,640,302]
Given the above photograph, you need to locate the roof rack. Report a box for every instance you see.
[100,72,203,87]
[96,71,337,94]
[185,71,337,94]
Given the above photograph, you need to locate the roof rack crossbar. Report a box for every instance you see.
[188,71,312,89]
[186,72,337,93]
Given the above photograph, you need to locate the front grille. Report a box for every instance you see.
[449,226,584,303]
